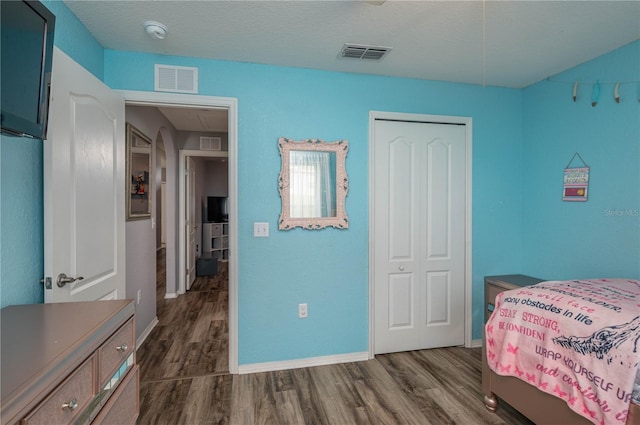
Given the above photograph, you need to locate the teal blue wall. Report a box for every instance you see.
[105,51,524,363]
[0,136,44,307]
[522,40,640,280]
[0,0,103,308]
[2,0,637,366]
[41,0,104,80]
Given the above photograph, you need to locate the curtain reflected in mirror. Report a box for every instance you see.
[289,151,336,218]
[278,138,349,230]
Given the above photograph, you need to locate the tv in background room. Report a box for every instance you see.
[206,196,228,223]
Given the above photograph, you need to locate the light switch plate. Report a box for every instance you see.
[254,222,269,237]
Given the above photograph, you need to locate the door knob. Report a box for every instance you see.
[56,273,84,288]
[398,266,405,271]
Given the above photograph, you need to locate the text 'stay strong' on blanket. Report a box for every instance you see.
[485,279,640,425]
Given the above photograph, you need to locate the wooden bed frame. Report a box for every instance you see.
[482,334,640,425]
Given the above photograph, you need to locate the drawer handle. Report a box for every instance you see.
[116,343,128,352]
[61,398,78,411]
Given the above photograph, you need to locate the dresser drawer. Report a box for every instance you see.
[22,355,96,425]
[486,284,504,307]
[92,366,139,425]
[485,275,544,321]
[99,318,134,387]
[485,284,504,320]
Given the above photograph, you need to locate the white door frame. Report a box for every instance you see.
[368,110,473,357]
[117,90,238,374]
[179,149,228,293]
[185,155,198,291]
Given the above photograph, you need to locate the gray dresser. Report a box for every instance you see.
[1,300,138,425]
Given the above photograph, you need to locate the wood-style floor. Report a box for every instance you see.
[136,252,229,381]
[137,250,533,425]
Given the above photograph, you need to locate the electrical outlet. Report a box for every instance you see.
[298,303,308,318]
[137,289,142,305]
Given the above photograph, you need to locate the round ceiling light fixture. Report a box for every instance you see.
[144,21,168,40]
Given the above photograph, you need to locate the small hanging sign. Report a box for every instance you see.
[563,153,589,202]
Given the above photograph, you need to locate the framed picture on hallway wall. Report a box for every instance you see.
[126,123,152,220]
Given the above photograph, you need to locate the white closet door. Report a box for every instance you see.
[374,119,466,353]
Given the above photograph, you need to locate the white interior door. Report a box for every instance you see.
[373,119,466,354]
[44,47,125,302]
[185,157,197,290]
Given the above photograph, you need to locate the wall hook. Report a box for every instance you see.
[591,80,600,107]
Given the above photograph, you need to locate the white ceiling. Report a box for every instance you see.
[64,0,639,89]
[65,0,640,130]
[156,106,228,132]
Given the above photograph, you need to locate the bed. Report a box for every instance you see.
[482,278,640,425]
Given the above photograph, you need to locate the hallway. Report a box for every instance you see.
[137,250,231,423]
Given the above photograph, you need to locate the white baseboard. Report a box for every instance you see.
[164,292,178,299]
[238,351,369,375]
[470,338,483,348]
[136,316,159,350]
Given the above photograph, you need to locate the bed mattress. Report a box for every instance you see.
[486,278,640,425]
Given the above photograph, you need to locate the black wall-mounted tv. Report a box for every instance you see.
[1,0,56,140]
[207,196,228,223]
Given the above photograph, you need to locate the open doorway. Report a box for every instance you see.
[179,147,229,294]
[121,90,238,374]
[150,147,231,378]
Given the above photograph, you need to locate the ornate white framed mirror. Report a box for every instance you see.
[278,137,349,230]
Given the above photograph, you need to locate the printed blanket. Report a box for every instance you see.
[486,279,640,425]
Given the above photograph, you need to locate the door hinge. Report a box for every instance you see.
[40,277,52,289]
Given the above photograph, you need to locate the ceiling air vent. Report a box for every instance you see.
[339,44,391,61]
[200,136,221,151]
[155,64,198,94]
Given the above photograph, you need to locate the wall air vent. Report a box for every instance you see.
[200,136,222,151]
[339,44,391,61]
[154,64,198,94]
